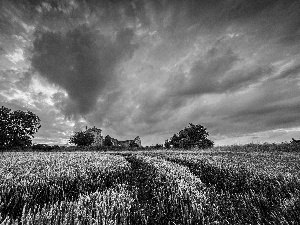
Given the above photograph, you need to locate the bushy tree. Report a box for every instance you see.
[164,139,171,149]
[69,131,94,146]
[170,134,181,148]
[0,106,41,148]
[104,135,113,147]
[170,123,214,149]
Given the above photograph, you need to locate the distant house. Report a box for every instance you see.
[133,136,142,147]
[118,140,132,148]
[110,137,119,146]
[85,126,142,148]
[86,126,103,146]
[118,136,142,147]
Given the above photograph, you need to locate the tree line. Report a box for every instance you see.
[1,106,215,151]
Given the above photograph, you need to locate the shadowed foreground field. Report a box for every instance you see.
[0,144,300,224]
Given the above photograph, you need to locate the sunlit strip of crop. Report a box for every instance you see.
[0,184,136,225]
[0,152,131,221]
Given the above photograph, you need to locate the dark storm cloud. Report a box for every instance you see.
[223,0,281,21]
[168,44,272,97]
[276,8,300,46]
[179,48,239,95]
[133,91,182,125]
[86,89,125,126]
[31,25,136,117]
[0,1,29,36]
[129,0,299,38]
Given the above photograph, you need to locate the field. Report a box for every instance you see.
[0,144,300,224]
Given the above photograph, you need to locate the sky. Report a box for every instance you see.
[1,0,300,146]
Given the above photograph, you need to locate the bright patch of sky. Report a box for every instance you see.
[6,48,24,64]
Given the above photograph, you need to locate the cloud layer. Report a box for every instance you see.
[31,25,136,117]
[1,0,300,146]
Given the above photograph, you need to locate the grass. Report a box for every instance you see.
[0,143,300,224]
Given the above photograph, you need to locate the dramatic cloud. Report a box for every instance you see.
[1,0,300,146]
[170,46,240,96]
[31,25,136,117]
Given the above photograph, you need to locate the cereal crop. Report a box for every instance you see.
[1,145,300,224]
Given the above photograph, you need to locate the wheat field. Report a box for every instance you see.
[1,145,300,224]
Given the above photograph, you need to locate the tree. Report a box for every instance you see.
[155,144,163,149]
[170,123,214,149]
[69,131,94,146]
[104,135,113,147]
[0,106,41,148]
[164,139,171,149]
[170,134,181,148]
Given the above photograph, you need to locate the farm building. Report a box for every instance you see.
[86,126,142,147]
[86,126,103,146]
